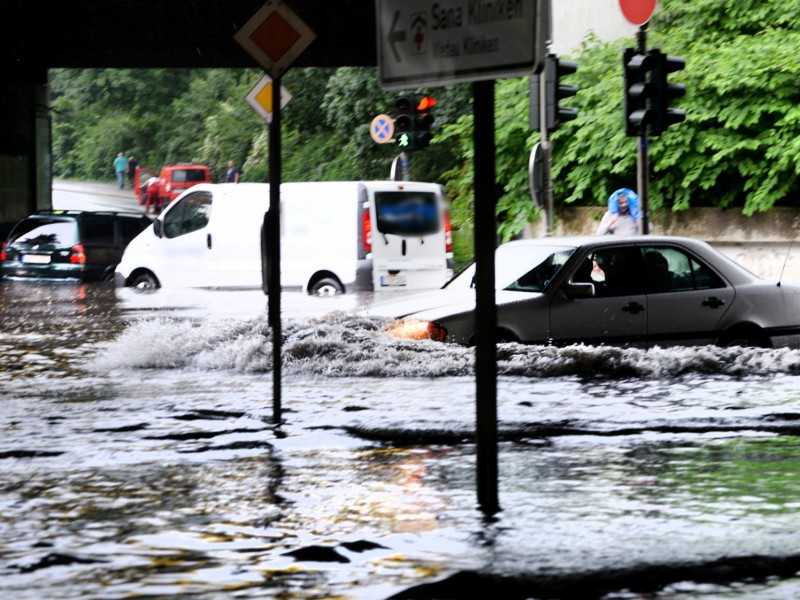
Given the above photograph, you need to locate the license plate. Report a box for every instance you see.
[21,254,51,264]
[380,273,407,287]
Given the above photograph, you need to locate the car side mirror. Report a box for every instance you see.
[565,282,595,298]
[153,219,163,238]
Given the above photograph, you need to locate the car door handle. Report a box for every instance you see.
[622,301,645,314]
[702,296,725,309]
[207,233,212,249]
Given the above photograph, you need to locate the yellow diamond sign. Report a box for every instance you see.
[245,75,293,123]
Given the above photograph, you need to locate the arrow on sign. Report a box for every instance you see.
[388,10,406,62]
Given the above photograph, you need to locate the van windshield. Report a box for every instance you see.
[374,192,439,236]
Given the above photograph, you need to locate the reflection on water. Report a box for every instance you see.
[4,281,800,598]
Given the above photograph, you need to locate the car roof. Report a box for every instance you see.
[503,235,716,251]
[22,210,151,224]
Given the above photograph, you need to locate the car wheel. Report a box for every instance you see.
[309,277,344,296]
[131,272,159,290]
[496,328,521,343]
[718,327,769,348]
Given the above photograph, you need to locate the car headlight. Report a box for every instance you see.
[385,319,448,342]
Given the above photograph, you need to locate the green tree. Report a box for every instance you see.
[441,0,800,241]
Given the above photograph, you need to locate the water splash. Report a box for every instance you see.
[91,312,800,380]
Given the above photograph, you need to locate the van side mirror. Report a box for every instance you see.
[565,282,595,298]
[153,219,163,238]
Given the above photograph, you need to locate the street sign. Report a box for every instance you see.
[246,75,293,123]
[619,0,658,26]
[376,0,542,90]
[234,0,316,79]
[370,114,395,144]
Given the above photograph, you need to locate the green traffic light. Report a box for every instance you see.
[397,133,410,148]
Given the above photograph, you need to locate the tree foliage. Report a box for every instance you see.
[51,0,799,240]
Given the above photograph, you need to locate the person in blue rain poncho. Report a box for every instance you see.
[596,188,640,235]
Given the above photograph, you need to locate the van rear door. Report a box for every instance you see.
[367,182,452,291]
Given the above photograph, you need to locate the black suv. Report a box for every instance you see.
[0,210,152,282]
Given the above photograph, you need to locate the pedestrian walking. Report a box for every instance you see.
[113,153,128,189]
[596,188,640,236]
[127,156,138,188]
[226,161,240,183]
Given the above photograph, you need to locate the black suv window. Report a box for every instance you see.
[119,218,149,245]
[79,217,116,246]
[9,218,78,249]
[163,191,212,238]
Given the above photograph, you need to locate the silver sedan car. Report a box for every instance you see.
[367,236,800,348]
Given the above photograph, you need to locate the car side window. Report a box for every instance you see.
[163,191,212,239]
[642,246,725,293]
[505,249,573,292]
[588,247,646,297]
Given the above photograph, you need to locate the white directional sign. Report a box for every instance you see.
[376,0,542,90]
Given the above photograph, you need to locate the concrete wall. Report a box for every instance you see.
[544,207,800,281]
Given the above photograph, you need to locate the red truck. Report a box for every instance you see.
[134,163,211,209]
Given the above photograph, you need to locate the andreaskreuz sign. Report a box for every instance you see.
[376,0,540,90]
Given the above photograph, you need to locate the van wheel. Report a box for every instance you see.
[309,277,344,296]
[131,272,159,290]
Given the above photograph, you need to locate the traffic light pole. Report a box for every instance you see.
[540,55,554,236]
[636,25,650,235]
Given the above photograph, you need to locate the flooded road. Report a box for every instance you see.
[4,279,800,599]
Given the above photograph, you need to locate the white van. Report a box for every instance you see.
[114,181,454,294]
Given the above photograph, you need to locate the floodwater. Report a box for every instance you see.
[3,280,800,599]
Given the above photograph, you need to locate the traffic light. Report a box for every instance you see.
[413,95,436,150]
[623,48,659,137]
[624,48,686,137]
[393,94,435,151]
[651,50,686,136]
[394,95,415,150]
[544,54,579,132]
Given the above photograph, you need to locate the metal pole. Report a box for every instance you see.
[267,76,282,423]
[472,80,499,516]
[636,25,649,235]
[540,57,553,236]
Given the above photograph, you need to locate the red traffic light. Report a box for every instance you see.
[416,96,436,111]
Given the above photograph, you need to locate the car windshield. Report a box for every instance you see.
[374,191,439,236]
[8,218,78,249]
[445,244,576,292]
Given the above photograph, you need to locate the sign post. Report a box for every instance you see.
[235,0,315,424]
[375,0,551,516]
[619,0,657,233]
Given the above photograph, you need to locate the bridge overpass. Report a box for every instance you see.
[0,0,377,235]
